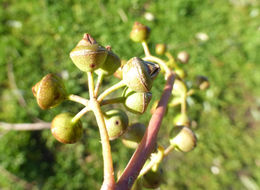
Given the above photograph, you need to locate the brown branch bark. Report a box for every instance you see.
[115,72,175,190]
[0,122,51,131]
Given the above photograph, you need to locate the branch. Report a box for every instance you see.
[115,72,175,190]
[0,122,50,131]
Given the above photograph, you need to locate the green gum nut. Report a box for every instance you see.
[95,46,121,76]
[170,126,197,152]
[130,22,150,42]
[172,79,187,97]
[123,88,152,114]
[155,44,167,55]
[32,73,67,110]
[195,75,210,90]
[121,123,146,149]
[51,113,83,144]
[70,33,108,72]
[122,57,159,92]
[142,167,164,189]
[104,109,129,140]
[173,113,190,127]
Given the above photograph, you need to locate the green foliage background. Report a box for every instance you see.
[0,0,260,189]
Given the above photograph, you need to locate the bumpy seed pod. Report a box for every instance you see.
[95,46,121,76]
[51,113,83,144]
[173,113,190,127]
[121,123,146,149]
[195,75,210,90]
[123,88,152,114]
[142,167,164,189]
[170,126,197,152]
[32,73,67,109]
[122,57,159,92]
[130,22,150,42]
[70,33,108,72]
[104,109,129,140]
[177,51,190,64]
[172,79,187,97]
[155,44,167,55]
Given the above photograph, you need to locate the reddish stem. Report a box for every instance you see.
[115,72,175,190]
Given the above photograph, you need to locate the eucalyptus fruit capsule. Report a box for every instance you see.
[95,46,121,76]
[121,123,146,149]
[130,22,150,42]
[32,73,67,109]
[70,33,108,72]
[123,87,152,114]
[142,167,164,189]
[104,109,129,140]
[122,57,159,92]
[155,44,167,55]
[51,113,83,144]
[170,126,197,152]
[195,75,210,90]
[173,113,190,127]
[177,51,190,64]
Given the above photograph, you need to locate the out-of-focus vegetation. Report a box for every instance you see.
[0,0,260,189]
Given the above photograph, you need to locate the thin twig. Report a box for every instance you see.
[7,63,27,107]
[0,122,50,131]
[0,165,38,190]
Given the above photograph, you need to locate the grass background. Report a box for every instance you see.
[0,0,260,189]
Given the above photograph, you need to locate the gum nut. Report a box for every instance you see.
[170,126,197,152]
[122,57,152,92]
[155,44,167,55]
[177,51,190,64]
[95,46,121,76]
[121,123,146,149]
[172,79,187,97]
[173,113,190,127]
[124,91,152,114]
[195,75,210,90]
[142,167,164,189]
[51,113,83,144]
[104,109,129,140]
[70,33,108,72]
[32,73,67,109]
[130,22,150,42]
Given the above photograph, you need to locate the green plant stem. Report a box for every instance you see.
[138,145,164,178]
[94,73,105,97]
[142,41,151,56]
[181,94,187,115]
[97,80,125,103]
[87,71,115,189]
[90,99,115,190]
[71,107,90,124]
[87,72,95,99]
[100,97,125,106]
[186,89,195,96]
[165,52,178,68]
[67,94,89,106]
[164,144,176,156]
[143,56,171,78]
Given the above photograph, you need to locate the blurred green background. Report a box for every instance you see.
[0,0,260,189]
